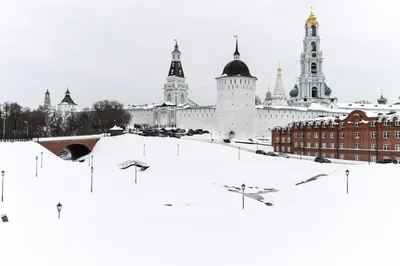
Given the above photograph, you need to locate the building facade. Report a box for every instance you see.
[272,110,400,162]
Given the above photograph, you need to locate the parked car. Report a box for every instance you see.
[278,153,289,158]
[377,158,398,164]
[266,151,278,157]
[314,156,331,163]
[256,150,267,155]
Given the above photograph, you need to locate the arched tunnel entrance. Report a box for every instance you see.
[60,144,91,160]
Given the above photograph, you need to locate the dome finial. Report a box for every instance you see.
[277,61,282,71]
[233,35,240,60]
[306,7,318,26]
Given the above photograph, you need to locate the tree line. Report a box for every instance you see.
[0,100,131,139]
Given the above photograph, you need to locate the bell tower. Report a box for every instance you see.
[296,8,329,106]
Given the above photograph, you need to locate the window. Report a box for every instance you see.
[396,144,400,151]
[370,144,377,150]
[275,146,279,152]
[339,122,344,128]
[355,143,360,149]
[339,132,344,139]
[330,153,335,159]
[314,143,319,148]
[371,156,376,163]
[340,154,344,160]
[396,132,400,139]
[384,120,389,126]
[322,123,326,128]
[395,120,400,127]
[314,132,318,138]
[282,137,285,143]
[300,142,304,148]
[294,133,298,138]
[287,137,291,142]
[355,155,360,161]
[383,132,389,139]
[300,133,304,138]
[307,133,311,138]
[322,143,326,148]
[340,143,344,149]
[322,132,326,138]
[330,123,334,129]
[311,63,317,74]
[330,143,335,149]
[371,121,377,127]
[371,132,376,139]
[307,142,311,148]
[322,153,326,157]
[281,146,285,152]
[355,132,360,139]
[383,144,390,151]
[307,152,311,156]
[294,142,298,148]
[330,133,334,139]
[354,120,360,128]
[314,152,318,157]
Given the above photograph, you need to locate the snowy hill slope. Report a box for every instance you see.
[0,135,399,266]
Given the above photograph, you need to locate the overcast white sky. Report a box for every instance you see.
[0,0,399,108]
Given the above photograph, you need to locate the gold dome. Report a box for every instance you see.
[305,10,319,26]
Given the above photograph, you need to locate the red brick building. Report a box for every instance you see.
[271,110,400,162]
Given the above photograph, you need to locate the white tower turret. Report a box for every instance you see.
[216,37,257,140]
[271,63,287,106]
[163,40,189,104]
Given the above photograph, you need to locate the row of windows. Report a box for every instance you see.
[282,131,400,140]
[286,143,400,151]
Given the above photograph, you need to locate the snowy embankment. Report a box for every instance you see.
[0,135,399,266]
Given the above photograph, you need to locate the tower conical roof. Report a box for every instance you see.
[60,88,77,105]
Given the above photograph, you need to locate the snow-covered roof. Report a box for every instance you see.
[110,125,124,131]
[335,102,400,111]
[258,102,350,114]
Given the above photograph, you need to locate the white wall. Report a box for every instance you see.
[176,108,215,130]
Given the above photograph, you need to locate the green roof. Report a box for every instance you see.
[60,89,77,105]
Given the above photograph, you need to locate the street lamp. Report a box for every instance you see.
[35,156,38,177]
[56,202,62,219]
[41,151,43,168]
[134,166,137,184]
[91,155,94,168]
[1,170,4,202]
[241,183,246,209]
[90,166,94,193]
[345,169,350,194]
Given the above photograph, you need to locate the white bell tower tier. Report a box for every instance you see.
[216,37,257,140]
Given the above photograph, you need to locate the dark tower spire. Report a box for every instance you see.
[233,35,240,60]
[168,39,185,78]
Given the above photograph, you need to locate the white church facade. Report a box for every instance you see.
[127,11,397,140]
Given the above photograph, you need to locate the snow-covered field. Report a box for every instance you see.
[0,134,399,266]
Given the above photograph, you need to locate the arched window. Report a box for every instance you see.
[312,87,318,98]
[311,25,316,36]
[311,63,317,74]
[311,42,316,51]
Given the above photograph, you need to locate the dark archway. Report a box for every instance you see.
[229,131,235,139]
[311,63,317,74]
[60,144,90,160]
[312,87,318,98]
[311,25,316,36]
[311,42,316,51]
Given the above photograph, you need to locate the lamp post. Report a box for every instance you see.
[1,170,4,202]
[91,155,94,168]
[88,153,91,166]
[35,156,38,177]
[177,144,179,156]
[143,144,146,156]
[90,166,94,193]
[241,183,246,210]
[56,202,62,219]
[41,151,43,168]
[210,133,213,143]
[345,169,350,194]
[135,166,137,184]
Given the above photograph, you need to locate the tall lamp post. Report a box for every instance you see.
[134,166,138,184]
[1,170,4,202]
[91,155,94,168]
[90,166,94,193]
[35,156,38,177]
[241,183,246,209]
[345,169,350,194]
[57,202,62,219]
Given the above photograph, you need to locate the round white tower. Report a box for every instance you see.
[215,37,257,140]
